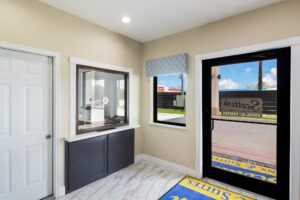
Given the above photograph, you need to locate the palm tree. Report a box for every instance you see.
[258,61,263,91]
[179,74,184,95]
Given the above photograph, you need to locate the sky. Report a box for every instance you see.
[157,74,186,89]
[218,59,277,91]
[157,59,277,91]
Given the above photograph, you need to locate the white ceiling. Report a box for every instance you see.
[39,0,281,42]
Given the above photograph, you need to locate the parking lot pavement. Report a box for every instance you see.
[157,113,186,124]
[212,120,276,167]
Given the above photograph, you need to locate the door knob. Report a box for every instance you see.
[46,134,52,139]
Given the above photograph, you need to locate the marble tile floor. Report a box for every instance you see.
[58,160,184,200]
[58,159,270,200]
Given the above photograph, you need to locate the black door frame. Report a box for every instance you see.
[202,47,291,199]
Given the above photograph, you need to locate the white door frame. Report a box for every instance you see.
[195,36,300,200]
[0,41,61,198]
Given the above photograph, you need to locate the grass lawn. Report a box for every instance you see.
[158,108,185,115]
[262,114,277,121]
[157,109,276,120]
[219,113,277,121]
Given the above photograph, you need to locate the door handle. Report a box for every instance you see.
[45,134,52,139]
[211,119,215,131]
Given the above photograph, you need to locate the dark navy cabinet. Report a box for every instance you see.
[108,129,134,174]
[65,129,134,193]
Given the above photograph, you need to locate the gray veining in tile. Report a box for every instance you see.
[59,159,266,200]
[58,160,184,200]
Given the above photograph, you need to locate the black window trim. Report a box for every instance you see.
[153,76,186,127]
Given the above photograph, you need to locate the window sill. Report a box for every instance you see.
[149,122,187,130]
[65,124,140,142]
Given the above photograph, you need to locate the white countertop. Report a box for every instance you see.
[65,124,140,142]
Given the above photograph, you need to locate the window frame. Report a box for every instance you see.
[153,75,186,127]
[76,64,129,135]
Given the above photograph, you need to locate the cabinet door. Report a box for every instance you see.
[65,135,108,193]
[108,129,134,174]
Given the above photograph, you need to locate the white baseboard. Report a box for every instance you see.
[134,154,144,162]
[58,185,66,197]
[135,154,197,177]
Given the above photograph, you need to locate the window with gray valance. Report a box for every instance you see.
[145,53,188,77]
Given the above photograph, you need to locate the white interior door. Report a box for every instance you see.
[0,48,53,200]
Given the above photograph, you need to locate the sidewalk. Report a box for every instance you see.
[157,113,186,124]
[212,120,276,167]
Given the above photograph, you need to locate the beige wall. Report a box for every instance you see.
[2,0,300,193]
[142,0,300,169]
[0,0,143,189]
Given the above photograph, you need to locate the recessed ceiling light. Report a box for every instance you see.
[122,16,131,24]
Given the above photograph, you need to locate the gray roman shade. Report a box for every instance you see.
[145,53,188,77]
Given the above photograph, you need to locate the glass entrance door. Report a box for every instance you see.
[202,48,290,199]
